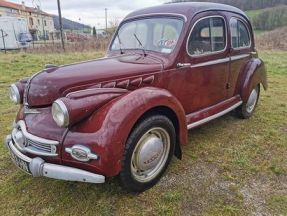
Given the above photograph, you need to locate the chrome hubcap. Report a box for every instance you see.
[246,88,258,113]
[131,127,170,183]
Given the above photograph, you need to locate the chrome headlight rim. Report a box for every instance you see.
[52,99,70,127]
[9,84,21,104]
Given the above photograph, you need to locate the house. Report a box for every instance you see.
[0,0,55,40]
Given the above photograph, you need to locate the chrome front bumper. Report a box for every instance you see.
[5,135,105,184]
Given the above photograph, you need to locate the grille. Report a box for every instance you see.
[13,120,59,157]
[25,138,52,153]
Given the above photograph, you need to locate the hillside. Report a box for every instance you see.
[170,0,287,10]
[52,16,91,32]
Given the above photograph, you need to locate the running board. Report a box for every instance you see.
[187,101,242,130]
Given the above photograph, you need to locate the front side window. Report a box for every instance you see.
[230,17,251,49]
[188,16,226,56]
[111,17,184,54]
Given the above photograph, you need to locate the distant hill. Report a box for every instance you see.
[169,0,287,11]
[53,16,91,31]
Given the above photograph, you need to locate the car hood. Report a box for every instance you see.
[27,54,163,107]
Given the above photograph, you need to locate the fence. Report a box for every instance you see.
[0,36,111,54]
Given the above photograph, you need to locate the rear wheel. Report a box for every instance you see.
[237,85,260,119]
[120,115,175,192]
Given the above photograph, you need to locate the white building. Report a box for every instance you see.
[0,0,55,40]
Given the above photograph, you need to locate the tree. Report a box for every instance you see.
[106,17,120,35]
[92,26,97,37]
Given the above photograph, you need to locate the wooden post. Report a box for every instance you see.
[57,0,65,51]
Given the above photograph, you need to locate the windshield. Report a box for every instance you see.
[111,17,184,54]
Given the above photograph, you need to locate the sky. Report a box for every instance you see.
[8,0,168,29]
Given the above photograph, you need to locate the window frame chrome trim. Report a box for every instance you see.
[126,13,188,22]
[109,15,185,54]
[186,15,228,57]
[187,101,243,130]
[229,17,252,50]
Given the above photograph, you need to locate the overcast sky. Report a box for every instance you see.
[9,0,167,28]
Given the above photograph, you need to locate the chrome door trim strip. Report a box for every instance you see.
[187,101,243,130]
[230,54,250,61]
[189,54,250,68]
[190,57,230,68]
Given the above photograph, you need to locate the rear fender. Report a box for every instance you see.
[240,58,267,102]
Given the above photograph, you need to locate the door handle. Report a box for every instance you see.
[177,63,191,68]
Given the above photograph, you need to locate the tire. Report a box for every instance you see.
[120,115,176,192]
[237,85,260,119]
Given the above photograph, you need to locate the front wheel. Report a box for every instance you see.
[120,115,176,192]
[237,85,260,119]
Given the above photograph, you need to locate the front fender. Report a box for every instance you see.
[62,87,187,177]
[241,58,267,102]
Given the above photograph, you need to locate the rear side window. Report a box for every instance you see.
[230,17,251,49]
[188,16,226,56]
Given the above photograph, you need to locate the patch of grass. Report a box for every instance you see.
[269,159,285,175]
[0,50,286,215]
[156,190,182,216]
[267,195,287,215]
[206,204,242,216]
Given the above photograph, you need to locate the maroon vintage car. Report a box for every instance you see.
[6,2,267,192]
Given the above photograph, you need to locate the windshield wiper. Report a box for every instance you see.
[116,32,124,54]
[133,33,147,56]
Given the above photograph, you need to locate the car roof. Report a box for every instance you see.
[125,2,248,21]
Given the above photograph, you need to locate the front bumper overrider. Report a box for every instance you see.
[5,135,105,184]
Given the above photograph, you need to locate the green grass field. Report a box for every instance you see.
[0,51,286,216]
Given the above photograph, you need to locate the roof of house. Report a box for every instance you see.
[125,2,247,21]
[0,0,52,17]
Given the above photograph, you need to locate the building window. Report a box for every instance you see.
[44,20,47,26]
[38,19,40,25]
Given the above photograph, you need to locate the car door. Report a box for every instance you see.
[227,15,253,98]
[179,13,230,113]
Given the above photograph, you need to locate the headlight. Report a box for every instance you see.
[9,84,21,104]
[52,99,69,127]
